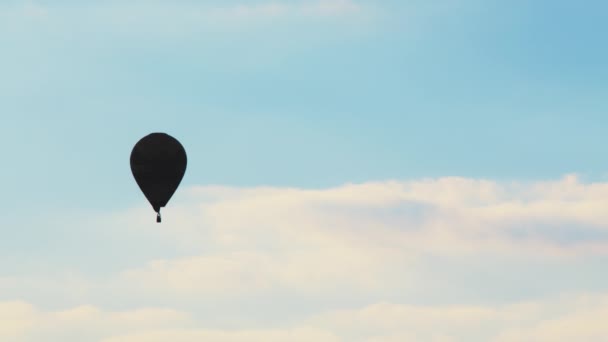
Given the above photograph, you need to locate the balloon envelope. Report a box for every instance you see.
[130,133,187,222]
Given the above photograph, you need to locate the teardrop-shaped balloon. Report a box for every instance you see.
[130,133,187,223]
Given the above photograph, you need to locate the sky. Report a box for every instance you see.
[1,0,608,340]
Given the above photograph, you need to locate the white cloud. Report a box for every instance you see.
[101,328,340,342]
[117,243,403,297]
[3,175,608,340]
[306,292,608,341]
[0,301,193,341]
[143,174,608,258]
[42,174,608,302]
[3,293,608,341]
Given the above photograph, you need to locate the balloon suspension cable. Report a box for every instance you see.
[156,212,162,223]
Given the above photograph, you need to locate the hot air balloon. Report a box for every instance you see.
[130,133,187,223]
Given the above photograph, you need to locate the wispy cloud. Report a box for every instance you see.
[208,0,362,19]
[1,0,370,36]
[310,293,608,341]
[0,301,194,341]
[3,292,608,341]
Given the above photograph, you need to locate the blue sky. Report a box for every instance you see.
[1,1,608,341]
[2,0,607,212]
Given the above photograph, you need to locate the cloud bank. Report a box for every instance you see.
[3,174,608,341]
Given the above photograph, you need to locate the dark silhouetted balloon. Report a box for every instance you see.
[130,133,187,223]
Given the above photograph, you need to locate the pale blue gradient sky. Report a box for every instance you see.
[2,0,607,213]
